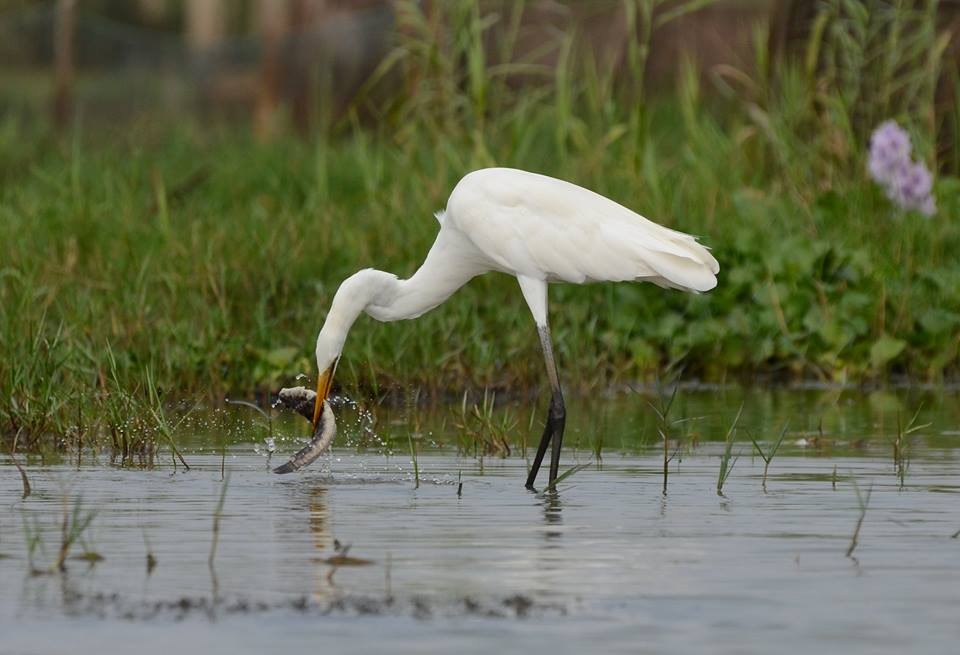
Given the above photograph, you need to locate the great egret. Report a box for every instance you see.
[283,167,719,487]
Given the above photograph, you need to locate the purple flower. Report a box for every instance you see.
[867,120,936,216]
[868,120,912,185]
[887,160,935,215]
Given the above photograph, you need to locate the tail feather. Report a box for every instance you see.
[641,247,718,292]
[609,224,718,292]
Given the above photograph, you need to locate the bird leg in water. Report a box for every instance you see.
[272,386,337,474]
[525,324,566,489]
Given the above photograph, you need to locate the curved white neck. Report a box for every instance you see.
[315,268,395,368]
[315,226,488,370]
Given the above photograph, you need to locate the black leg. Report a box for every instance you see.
[526,391,562,489]
[525,325,565,489]
[547,392,566,484]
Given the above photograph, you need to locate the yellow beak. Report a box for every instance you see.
[312,364,335,429]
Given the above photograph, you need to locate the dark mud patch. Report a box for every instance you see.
[60,590,568,622]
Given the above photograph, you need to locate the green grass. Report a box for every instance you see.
[1,1,959,454]
[716,404,743,496]
[749,421,789,492]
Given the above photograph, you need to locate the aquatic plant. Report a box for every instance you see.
[208,474,229,573]
[145,368,192,471]
[749,421,788,492]
[716,405,743,497]
[54,496,98,572]
[868,121,937,215]
[453,390,515,458]
[894,406,930,489]
[20,495,98,574]
[407,430,420,489]
[646,386,680,496]
[543,462,592,493]
[846,478,873,560]
[21,513,44,574]
[9,444,30,499]
[100,346,160,467]
[591,430,605,466]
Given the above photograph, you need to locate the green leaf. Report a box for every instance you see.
[543,462,592,492]
[264,347,298,368]
[818,318,849,351]
[870,335,906,370]
[919,309,960,337]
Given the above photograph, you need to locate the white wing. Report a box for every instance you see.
[443,168,719,292]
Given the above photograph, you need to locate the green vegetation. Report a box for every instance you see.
[846,477,873,559]
[2,1,959,454]
[453,389,517,457]
[716,404,743,496]
[749,421,789,492]
[208,474,229,572]
[21,494,98,574]
[893,406,930,488]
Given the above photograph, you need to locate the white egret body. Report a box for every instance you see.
[302,168,718,487]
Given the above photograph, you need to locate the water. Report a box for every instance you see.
[2,388,959,654]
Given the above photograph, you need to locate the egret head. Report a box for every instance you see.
[311,269,399,428]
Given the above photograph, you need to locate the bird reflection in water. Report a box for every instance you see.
[541,489,563,542]
[305,485,337,600]
[304,484,374,593]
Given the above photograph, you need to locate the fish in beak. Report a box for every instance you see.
[273,385,337,474]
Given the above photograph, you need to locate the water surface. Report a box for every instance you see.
[2,388,959,654]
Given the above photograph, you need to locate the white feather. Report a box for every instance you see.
[445,168,718,291]
[314,167,719,370]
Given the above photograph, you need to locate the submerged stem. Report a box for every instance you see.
[209,475,230,572]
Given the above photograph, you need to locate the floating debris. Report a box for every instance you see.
[70,552,105,564]
[315,539,374,568]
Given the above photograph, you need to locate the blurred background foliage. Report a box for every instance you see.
[2,0,959,450]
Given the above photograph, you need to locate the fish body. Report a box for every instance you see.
[273,387,336,474]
